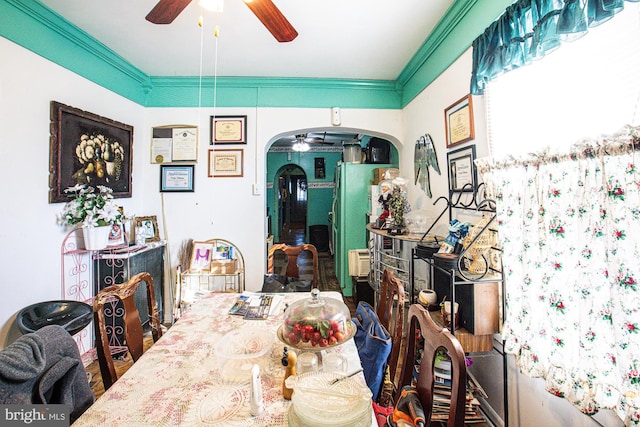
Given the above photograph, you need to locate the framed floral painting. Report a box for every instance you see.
[49,101,133,203]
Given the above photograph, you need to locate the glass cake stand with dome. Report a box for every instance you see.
[277,288,356,352]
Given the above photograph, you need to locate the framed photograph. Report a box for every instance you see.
[107,224,126,246]
[49,101,133,203]
[444,94,475,148]
[190,241,215,270]
[210,115,247,144]
[447,145,477,193]
[134,215,160,243]
[208,149,244,177]
[160,165,195,192]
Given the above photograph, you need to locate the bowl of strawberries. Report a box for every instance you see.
[278,288,356,351]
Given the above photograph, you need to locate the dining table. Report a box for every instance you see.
[73,290,374,426]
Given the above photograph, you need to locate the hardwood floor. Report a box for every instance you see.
[278,220,307,246]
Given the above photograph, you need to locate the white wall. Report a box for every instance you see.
[0,36,404,346]
[400,47,488,233]
[144,107,404,299]
[0,37,147,346]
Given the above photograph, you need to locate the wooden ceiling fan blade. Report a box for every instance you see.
[146,0,193,24]
[243,0,298,43]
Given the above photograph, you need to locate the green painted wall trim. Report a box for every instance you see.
[398,0,515,106]
[1,0,151,105]
[146,77,402,108]
[2,0,514,109]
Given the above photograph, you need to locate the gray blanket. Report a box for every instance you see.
[0,324,95,422]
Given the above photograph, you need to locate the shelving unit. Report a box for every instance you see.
[178,238,245,316]
[411,186,508,427]
[367,224,442,304]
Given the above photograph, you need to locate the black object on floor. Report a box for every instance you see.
[309,224,329,252]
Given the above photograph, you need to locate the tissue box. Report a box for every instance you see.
[211,259,238,274]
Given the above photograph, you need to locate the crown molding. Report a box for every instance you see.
[1,0,512,108]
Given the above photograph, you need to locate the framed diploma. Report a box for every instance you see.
[160,164,195,192]
[208,149,243,177]
[447,145,476,193]
[211,115,247,144]
[444,94,475,148]
[151,125,198,163]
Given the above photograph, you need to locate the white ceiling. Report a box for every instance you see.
[39,0,455,80]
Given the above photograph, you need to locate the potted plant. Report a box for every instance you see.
[57,184,124,250]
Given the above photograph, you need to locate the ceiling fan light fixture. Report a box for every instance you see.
[292,141,310,152]
[199,0,224,13]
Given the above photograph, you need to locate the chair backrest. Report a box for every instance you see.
[377,269,405,388]
[267,243,319,289]
[396,304,467,427]
[93,272,162,390]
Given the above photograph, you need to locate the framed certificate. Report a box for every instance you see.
[447,145,476,193]
[150,125,198,163]
[208,149,243,177]
[160,164,195,192]
[210,115,247,144]
[444,94,475,148]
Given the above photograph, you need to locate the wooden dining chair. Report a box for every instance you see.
[267,243,319,289]
[377,269,405,393]
[93,272,163,390]
[396,304,467,427]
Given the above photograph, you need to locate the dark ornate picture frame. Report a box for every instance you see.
[49,101,133,203]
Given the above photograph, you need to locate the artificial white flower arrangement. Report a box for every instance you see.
[57,184,123,228]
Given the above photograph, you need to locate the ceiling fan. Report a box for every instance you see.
[291,134,332,152]
[145,0,298,42]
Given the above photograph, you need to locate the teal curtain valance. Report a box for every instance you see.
[471,0,639,95]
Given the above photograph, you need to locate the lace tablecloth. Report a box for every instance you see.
[73,291,369,426]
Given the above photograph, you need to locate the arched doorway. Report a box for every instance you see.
[276,164,307,245]
[265,128,400,253]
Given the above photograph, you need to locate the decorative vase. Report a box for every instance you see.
[82,225,111,251]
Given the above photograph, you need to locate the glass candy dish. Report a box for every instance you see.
[214,326,273,382]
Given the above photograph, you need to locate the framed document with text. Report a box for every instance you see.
[160,165,194,192]
[208,149,243,177]
[444,94,475,148]
[210,115,247,144]
[447,145,476,193]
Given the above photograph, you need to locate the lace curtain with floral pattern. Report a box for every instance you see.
[476,125,640,425]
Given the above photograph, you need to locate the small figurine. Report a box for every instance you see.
[377,181,393,228]
[439,219,470,253]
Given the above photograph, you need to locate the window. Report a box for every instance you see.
[485,3,640,158]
